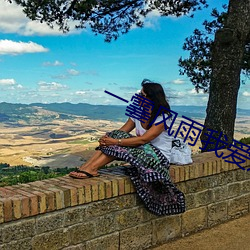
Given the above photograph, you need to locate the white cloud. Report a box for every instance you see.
[172,79,185,84]
[0,0,82,36]
[243,91,250,97]
[38,81,68,91]
[43,60,63,66]
[0,78,16,85]
[0,39,48,55]
[75,91,86,95]
[68,69,80,76]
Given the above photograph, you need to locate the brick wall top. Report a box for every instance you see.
[0,149,249,224]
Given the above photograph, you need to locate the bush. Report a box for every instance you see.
[0,165,78,187]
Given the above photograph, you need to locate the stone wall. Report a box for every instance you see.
[0,149,250,250]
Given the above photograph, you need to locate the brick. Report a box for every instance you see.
[184,165,190,180]
[20,196,30,218]
[83,184,92,203]
[86,232,119,250]
[1,198,12,222]
[120,222,152,250]
[208,201,227,227]
[124,177,131,194]
[182,206,207,235]
[9,189,38,216]
[179,166,185,182]
[60,185,78,206]
[198,163,205,177]
[208,161,213,175]
[116,177,125,195]
[12,197,22,220]
[173,166,180,183]
[112,179,119,197]
[103,180,112,198]
[0,200,4,223]
[169,167,176,182]
[212,161,218,174]
[47,187,64,210]
[91,183,99,201]
[55,179,85,205]
[152,214,181,245]
[217,160,223,173]
[98,181,105,200]
[54,186,71,208]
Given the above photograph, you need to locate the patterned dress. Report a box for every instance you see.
[97,130,185,216]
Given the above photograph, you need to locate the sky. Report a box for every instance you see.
[0,0,249,108]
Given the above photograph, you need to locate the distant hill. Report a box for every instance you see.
[0,102,249,124]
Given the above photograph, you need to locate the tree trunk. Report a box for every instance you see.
[200,0,250,151]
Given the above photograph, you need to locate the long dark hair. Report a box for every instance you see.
[141,79,171,129]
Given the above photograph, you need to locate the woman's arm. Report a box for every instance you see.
[100,122,165,147]
[118,118,135,133]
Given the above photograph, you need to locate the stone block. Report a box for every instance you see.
[84,194,136,218]
[115,206,151,230]
[64,207,85,227]
[185,178,208,193]
[152,214,181,245]
[2,218,36,243]
[213,185,228,201]
[62,244,86,250]
[93,213,118,237]
[175,182,187,193]
[227,194,250,219]
[185,193,195,210]
[241,180,250,193]
[208,201,227,227]
[36,212,64,234]
[235,169,246,181]
[228,183,241,198]
[67,221,96,244]
[0,238,32,250]
[32,228,70,250]
[182,207,207,236]
[86,232,119,250]
[194,189,214,207]
[120,222,152,250]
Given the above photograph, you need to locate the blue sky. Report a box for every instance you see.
[0,0,249,107]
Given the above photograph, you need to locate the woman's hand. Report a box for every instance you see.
[98,135,117,147]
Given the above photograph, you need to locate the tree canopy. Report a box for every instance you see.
[8,0,208,41]
[179,5,250,93]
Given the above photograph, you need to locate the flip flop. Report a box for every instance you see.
[69,169,100,179]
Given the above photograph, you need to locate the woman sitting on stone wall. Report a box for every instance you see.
[69,79,185,216]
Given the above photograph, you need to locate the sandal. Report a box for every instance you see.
[69,169,100,179]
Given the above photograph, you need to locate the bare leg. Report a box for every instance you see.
[81,150,103,168]
[69,150,116,178]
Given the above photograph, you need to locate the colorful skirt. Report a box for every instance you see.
[97,130,185,216]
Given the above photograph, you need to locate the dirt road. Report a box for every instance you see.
[152,213,250,250]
